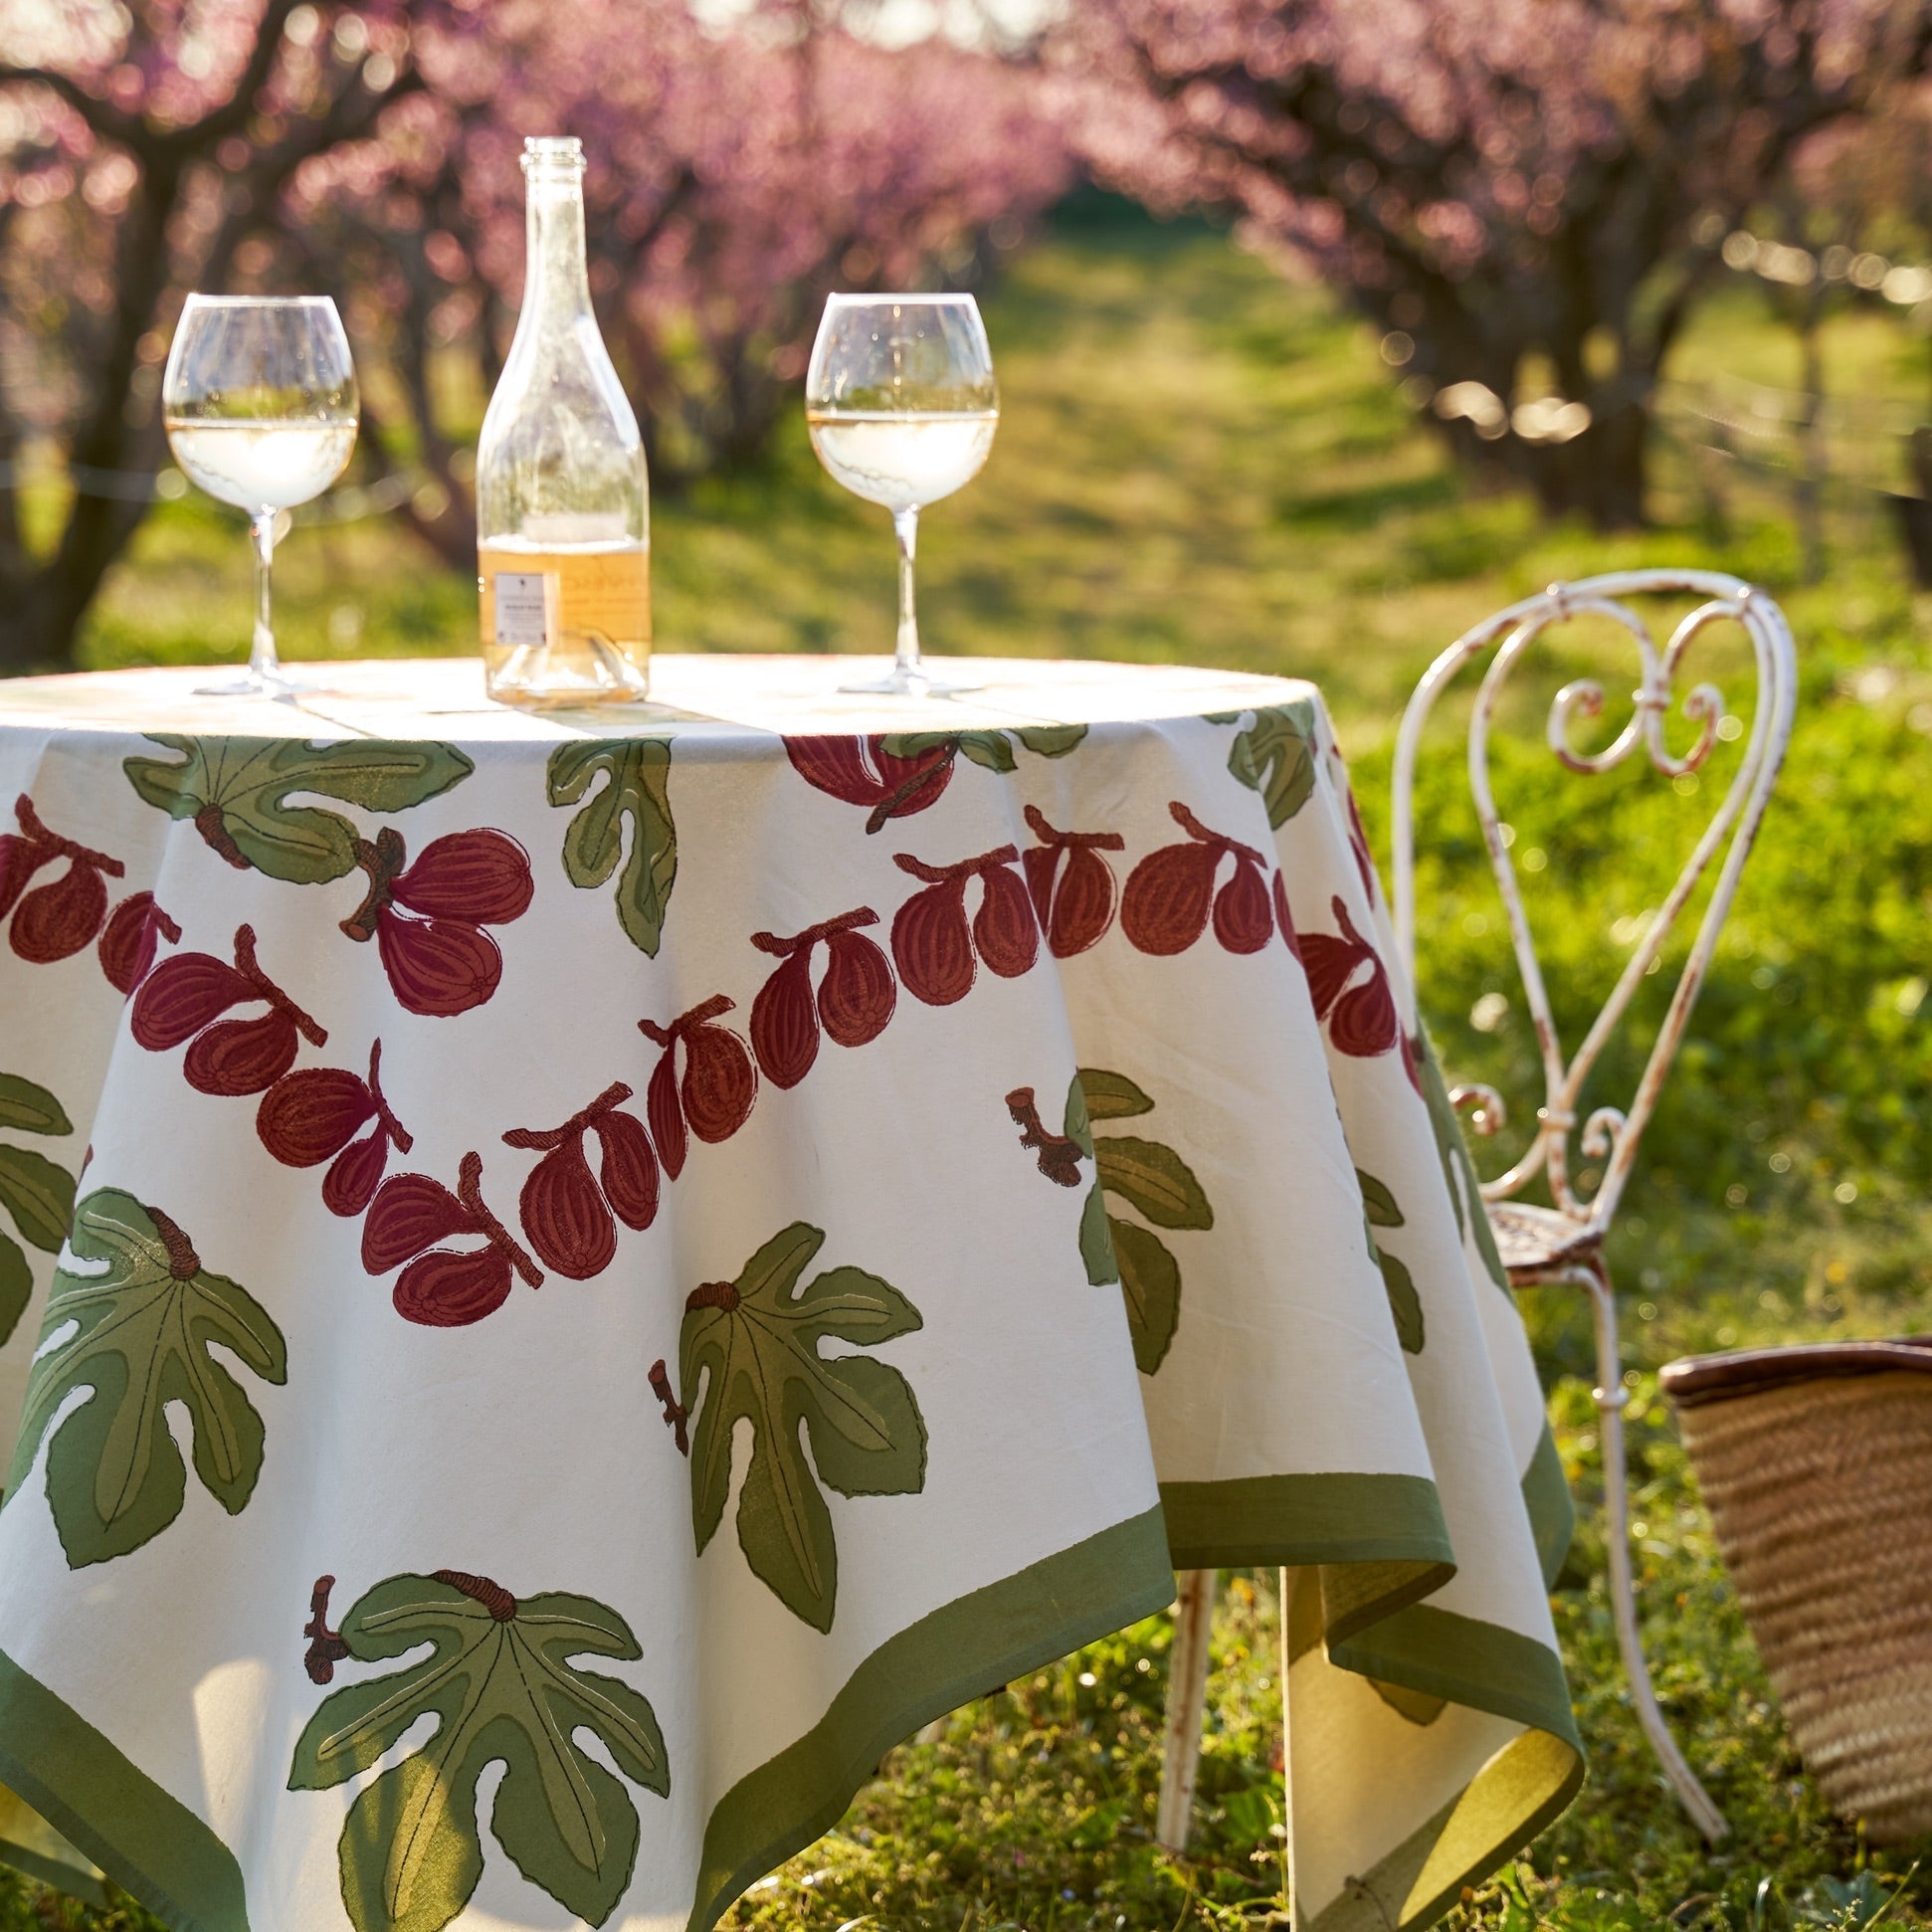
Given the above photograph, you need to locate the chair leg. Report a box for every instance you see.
[1156,1568,1219,1852]
[1582,1261,1729,1843]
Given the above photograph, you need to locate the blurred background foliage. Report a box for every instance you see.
[6,2,1932,1930]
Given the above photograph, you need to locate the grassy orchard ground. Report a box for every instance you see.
[10,198,1932,1932]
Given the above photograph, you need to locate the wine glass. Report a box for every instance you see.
[806,293,998,696]
[162,294,359,696]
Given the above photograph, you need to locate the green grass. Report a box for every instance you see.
[17,200,1932,1932]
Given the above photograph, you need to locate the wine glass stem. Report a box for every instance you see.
[893,505,921,685]
[250,509,281,686]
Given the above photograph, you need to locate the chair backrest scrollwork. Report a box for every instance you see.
[1391,569,1797,1236]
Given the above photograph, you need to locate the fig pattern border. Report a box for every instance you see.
[2,712,1421,1360]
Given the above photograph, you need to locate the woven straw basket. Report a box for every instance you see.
[1663,1339,1932,1842]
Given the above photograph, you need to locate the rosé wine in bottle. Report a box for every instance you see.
[476,137,650,707]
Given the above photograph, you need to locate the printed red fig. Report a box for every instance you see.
[683,1024,757,1143]
[363,1174,472,1273]
[870,738,954,801]
[257,1068,375,1167]
[751,948,819,1089]
[818,929,895,1047]
[1301,894,1374,1019]
[377,914,503,1018]
[1213,858,1273,954]
[1021,844,1058,927]
[1022,807,1125,958]
[0,833,53,920]
[519,1139,616,1280]
[1330,964,1399,1058]
[1122,843,1219,955]
[1399,1030,1425,1096]
[892,878,974,1005]
[784,735,879,805]
[184,1009,298,1097]
[132,954,255,1050]
[646,1045,686,1181]
[12,863,110,963]
[785,734,953,823]
[391,829,534,924]
[323,1126,392,1218]
[97,892,181,994]
[973,864,1039,978]
[1345,786,1378,899]
[592,1109,659,1231]
[1300,896,1398,1058]
[392,1247,515,1327]
[1051,847,1117,955]
[505,1083,655,1262]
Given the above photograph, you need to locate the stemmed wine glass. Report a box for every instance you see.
[806,293,998,696]
[162,294,359,696]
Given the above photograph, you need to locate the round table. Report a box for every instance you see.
[0,657,1578,1932]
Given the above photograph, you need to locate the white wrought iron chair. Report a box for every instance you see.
[1154,570,1796,1853]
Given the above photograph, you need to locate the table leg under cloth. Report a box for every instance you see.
[0,657,1580,1932]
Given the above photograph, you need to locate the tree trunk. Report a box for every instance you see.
[1517,401,1651,530]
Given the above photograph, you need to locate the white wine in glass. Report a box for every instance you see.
[806,293,998,696]
[162,294,359,696]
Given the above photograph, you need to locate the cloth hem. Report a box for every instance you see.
[1159,1470,1454,1578]
[686,1505,1175,1932]
[0,1646,249,1932]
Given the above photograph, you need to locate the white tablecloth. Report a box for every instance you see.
[0,657,1578,1932]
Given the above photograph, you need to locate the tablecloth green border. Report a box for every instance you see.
[0,1645,248,1932]
[1159,1469,1454,1575]
[1301,1600,1584,1932]
[1521,1423,1575,1588]
[687,1503,1176,1932]
[1300,1724,1584,1932]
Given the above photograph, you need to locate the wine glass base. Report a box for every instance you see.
[838,670,983,698]
[194,669,340,700]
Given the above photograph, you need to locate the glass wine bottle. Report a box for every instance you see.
[477,136,650,706]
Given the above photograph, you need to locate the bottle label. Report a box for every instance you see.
[492,572,557,649]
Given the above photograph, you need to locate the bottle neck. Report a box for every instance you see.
[522,169,593,325]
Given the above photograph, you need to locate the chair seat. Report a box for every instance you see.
[1485,1201,1602,1280]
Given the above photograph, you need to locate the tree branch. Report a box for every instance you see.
[0,67,145,151]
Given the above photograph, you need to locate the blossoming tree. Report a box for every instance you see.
[1052,0,1931,525]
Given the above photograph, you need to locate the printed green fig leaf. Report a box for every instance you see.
[1414,1030,1510,1291]
[1225,700,1318,827]
[1014,724,1088,758]
[1374,1240,1425,1355]
[1095,1136,1214,1232]
[0,1239,28,1355]
[1077,1068,1155,1122]
[7,1189,287,1566]
[288,1573,668,1932]
[956,731,1019,773]
[1078,1183,1117,1286]
[0,1073,71,1137]
[123,736,474,884]
[680,1222,926,1632]
[1113,1218,1180,1374]
[1357,1169,1404,1229]
[1356,1171,1423,1351]
[547,740,676,957]
[1062,1073,1094,1157]
[879,729,1018,774]
[0,1075,72,1348]
[0,1144,74,1254]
